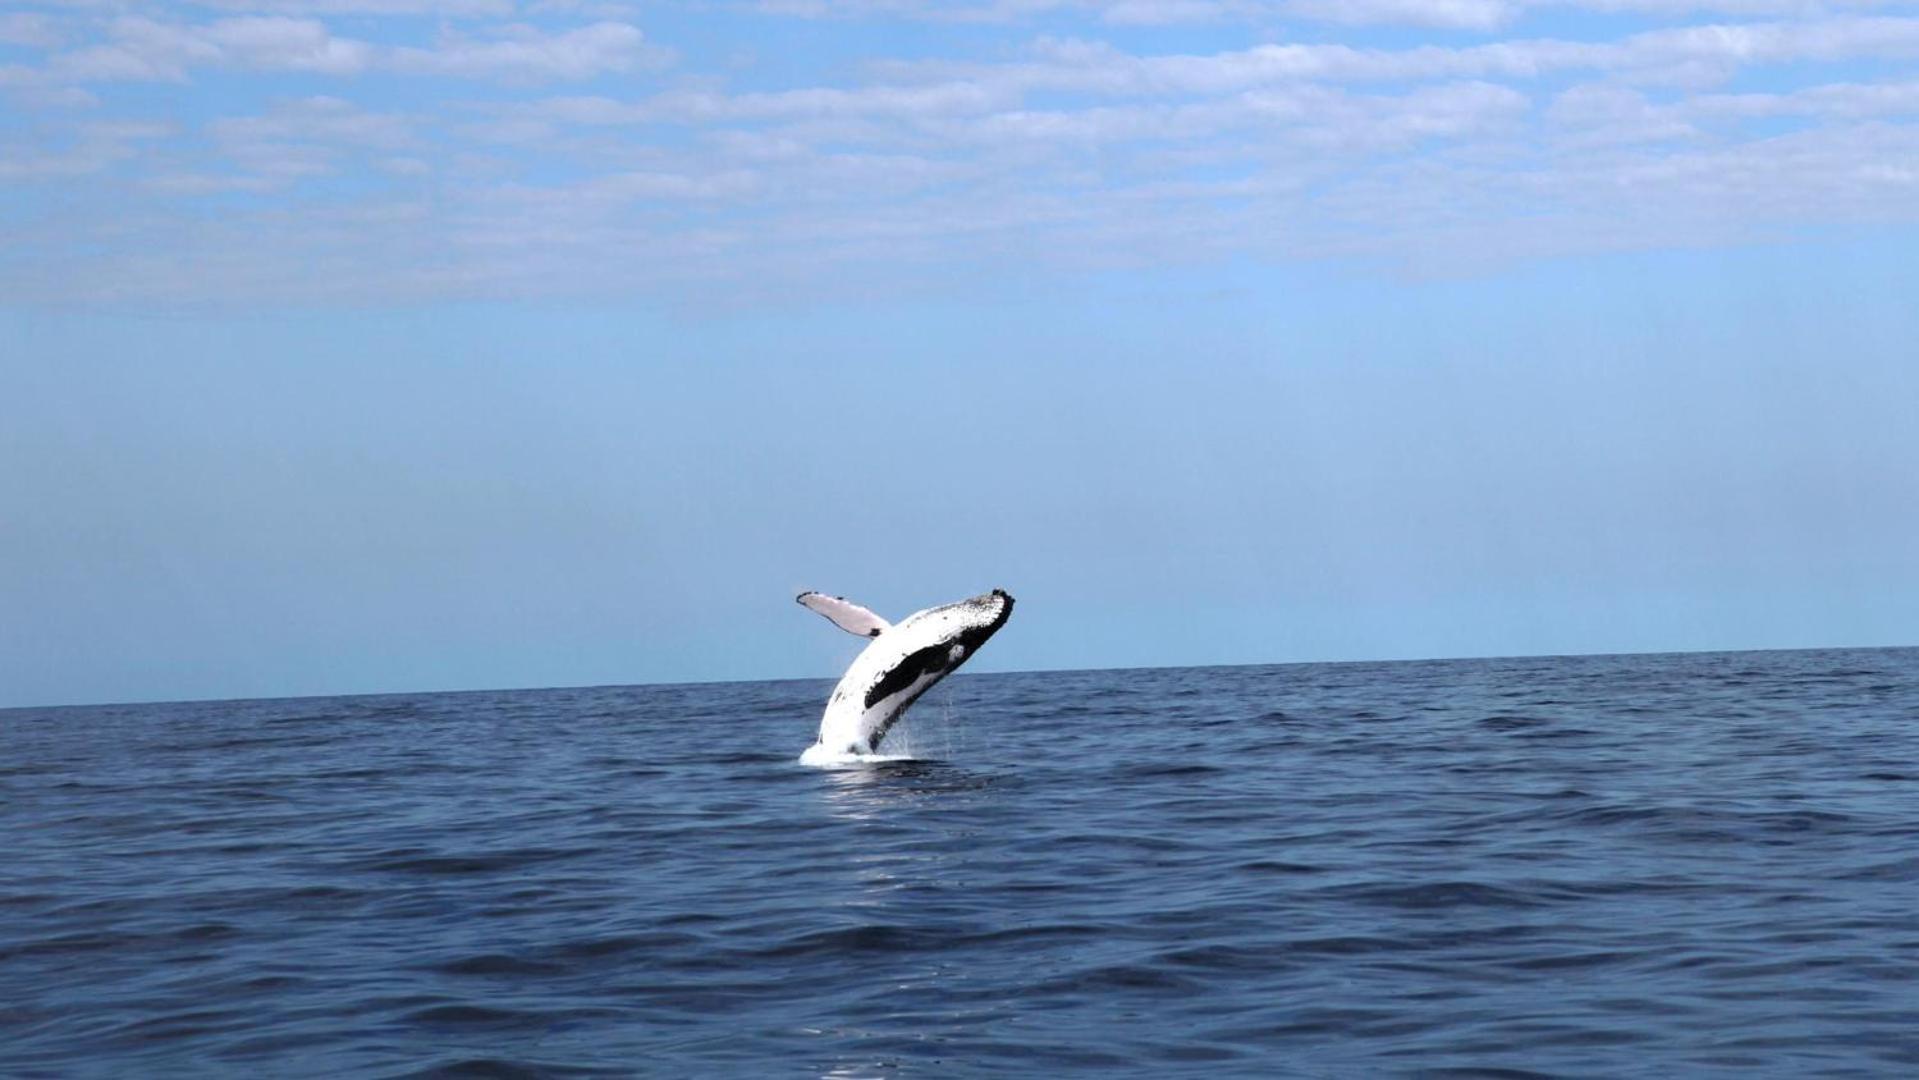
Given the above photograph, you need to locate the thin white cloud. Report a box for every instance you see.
[141,171,283,193]
[925,79,1529,149]
[1693,76,1919,117]
[184,1,514,13]
[387,22,668,81]
[749,0,1917,28]
[209,95,414,146]
[7,85,101,108]
[51,17,373,80]
[1096,0,1255,25]
[525,1,644,15]
[1285,0,1520,30]
[0,119,170,179]
[29,16,665,85]
[981,17,1919,93]
[1545,75,1919,145]
[0,13,65,48]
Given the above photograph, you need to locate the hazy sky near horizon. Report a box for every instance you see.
[4,1,1918,707]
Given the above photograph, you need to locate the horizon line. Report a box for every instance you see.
[4,641,1913,716]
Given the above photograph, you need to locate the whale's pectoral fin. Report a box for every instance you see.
[796,592,892,638]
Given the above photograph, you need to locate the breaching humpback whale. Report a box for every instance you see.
[796,589,1014,765]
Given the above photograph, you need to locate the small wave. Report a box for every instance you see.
[1033,962,1204,994]
[398,1060,550,1080]
[106,1008,249,1045]
[554,932,705,959]
[757,923,940,957]
[1321,880,1552,911]
[424,953,570,978]
[1835,856,1919,882]
[701,751,792,766]
[1,931,139,960]
[1284,934,1401,956]
[1504,949,1647,972]
[1117,762,1225,778]
[402,1005,551,1029]
[352,847,593,875]
[1477,714,1549,731]
[1159,944,1286,972]
[1236,859,1326,875]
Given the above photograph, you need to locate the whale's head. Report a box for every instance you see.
[945,589,1015,647]
[874,588,1015,700]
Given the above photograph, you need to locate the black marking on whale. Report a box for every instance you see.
[864,596,1014,710]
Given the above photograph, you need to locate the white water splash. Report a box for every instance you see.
[797,687,968,766]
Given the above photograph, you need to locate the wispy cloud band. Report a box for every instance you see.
[3,3,1917,304]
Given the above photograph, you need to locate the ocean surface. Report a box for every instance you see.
[4,648,1918,1078]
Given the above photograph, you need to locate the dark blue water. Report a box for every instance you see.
[5,648,1918,1077]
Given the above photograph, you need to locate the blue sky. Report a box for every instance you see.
[3,1,1917,707]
